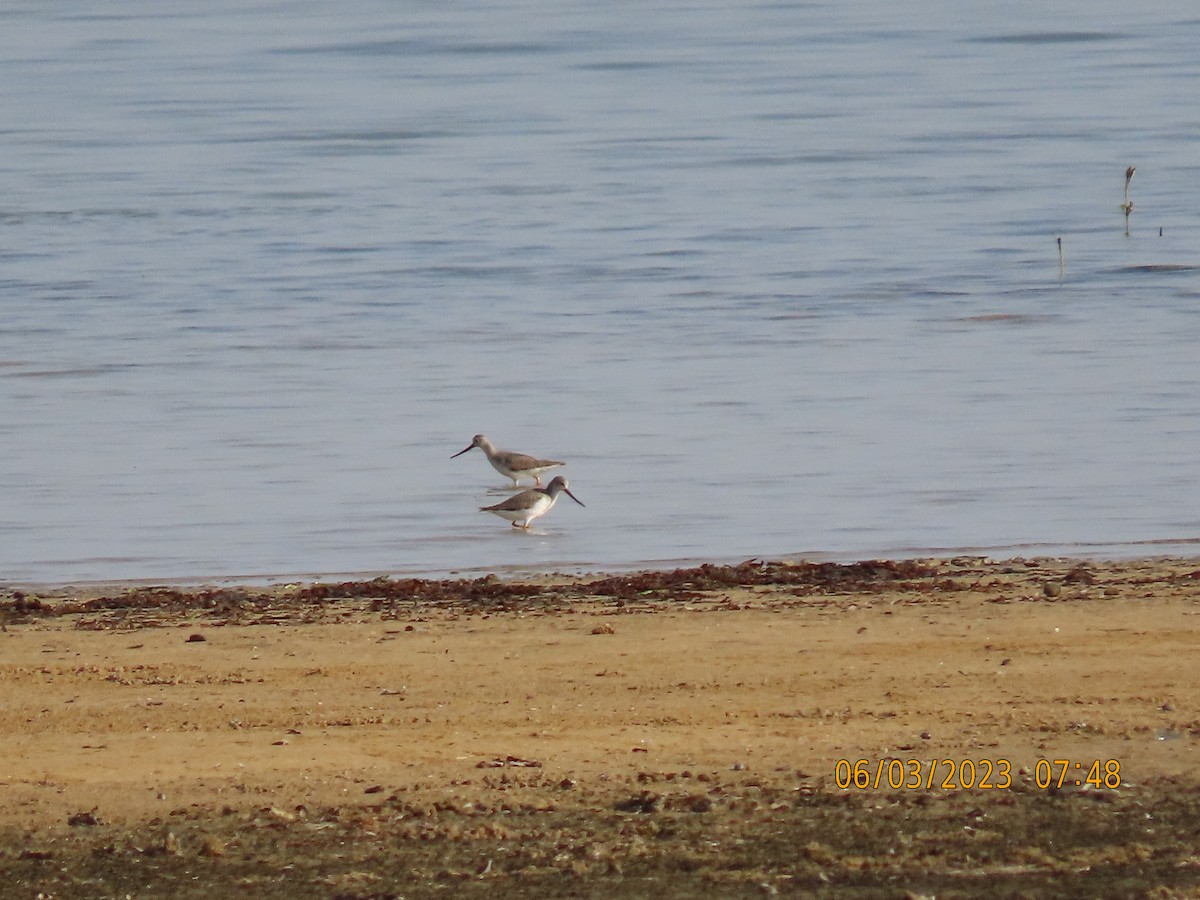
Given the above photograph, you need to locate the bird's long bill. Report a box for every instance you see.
[450,444,474,459]
[564,486,585,507]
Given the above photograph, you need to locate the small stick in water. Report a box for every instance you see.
[1057,236,1064,279]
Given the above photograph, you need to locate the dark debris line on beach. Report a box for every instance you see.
[12,556,1193,624]
[0,559,941,622]
[578,558,936,601]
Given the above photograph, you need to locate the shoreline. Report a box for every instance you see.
[3,554,1199,897]
[6,539,1200,594]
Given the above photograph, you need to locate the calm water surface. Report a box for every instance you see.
[2,2,1199,583]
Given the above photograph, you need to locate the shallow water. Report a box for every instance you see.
[2,2,1199,583]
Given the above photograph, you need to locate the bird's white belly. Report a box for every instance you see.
[492,495,554,524]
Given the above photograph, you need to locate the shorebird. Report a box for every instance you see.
[479,476,584,528]
[1121,166,1136,235]
[451,434,564,487]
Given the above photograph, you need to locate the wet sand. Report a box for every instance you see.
[2,556,1199,898]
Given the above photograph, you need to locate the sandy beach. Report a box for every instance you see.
[2,555,1199,898]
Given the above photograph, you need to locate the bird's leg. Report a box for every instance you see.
[534,476,543,486]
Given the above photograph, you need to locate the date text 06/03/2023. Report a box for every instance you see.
[833,758,1122,791]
